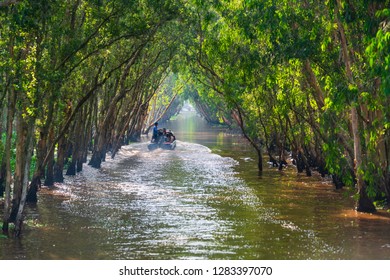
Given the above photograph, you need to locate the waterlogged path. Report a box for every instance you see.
[2,111,390,259]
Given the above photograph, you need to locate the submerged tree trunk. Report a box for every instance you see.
[14,120,34,237]
[26,146,43,200]
[233,107,263,172]
[53,135,67,183]
[351,106,376,212]
[77,103,93,172]
[26,98,55,202]
[44,127,55,187]
[89,127,108,168]
[66,112,84,175]
[335,0,375,212]
[9,112,33,224]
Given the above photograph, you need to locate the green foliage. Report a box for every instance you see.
[175,0,390,212]
[0,132,17,173]
[373,198,388,210]
[366,8,390,96]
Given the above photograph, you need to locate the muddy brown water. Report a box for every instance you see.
[1,110,390,259]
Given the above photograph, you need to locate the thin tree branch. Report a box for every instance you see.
[55,11,118,71]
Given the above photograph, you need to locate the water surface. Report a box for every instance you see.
[1,111,390,259]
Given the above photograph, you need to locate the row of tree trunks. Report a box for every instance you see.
[111,88,145,156]
[65,102,93,176]
[89,47,144,168]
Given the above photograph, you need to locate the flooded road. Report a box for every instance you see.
[2,111,390,259]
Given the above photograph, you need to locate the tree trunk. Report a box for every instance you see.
[89,44,145,168]
[14,120,34,237]
[66,112,84,175]
[351,106,376,212]
[2,87,16,233]
[295,149,311,176]
[335,0,375,212]
[232,107,263,172]
[78,102,94,172]
[9,112,29,223]
[303,58,325,110]
[89,127,107,168]
[53,136,67,183]
[44,127,55,187]
[0,162,5,198]
[0,97,6,197]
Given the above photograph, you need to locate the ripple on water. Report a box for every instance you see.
[50,141,272,258]
[30,140,343,259]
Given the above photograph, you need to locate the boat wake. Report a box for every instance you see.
[53,140,337,259]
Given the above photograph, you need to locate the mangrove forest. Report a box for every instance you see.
[0,0,389,243]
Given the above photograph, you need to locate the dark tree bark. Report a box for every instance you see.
[0,162,5,197]
[66,112,84,176]
[53,136,67,183]
[44,127,55,187]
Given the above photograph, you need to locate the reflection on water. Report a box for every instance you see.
[1,111,390,260]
